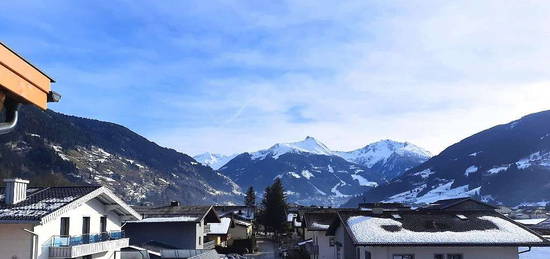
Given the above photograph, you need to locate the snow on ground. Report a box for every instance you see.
[288,172,301,178]
[386,180,481,204]
[301,170,314,179]
[519,247,550,259]
[351,174,378,187]
[384,184,427,203]
[415,181,480,204]
[487,165,510,175]
[309,182,326,195]
[331,183,350,197]
[347,215,544,244]
[413,169,434,179]
[464,165,478,176]
[516,151,550,169]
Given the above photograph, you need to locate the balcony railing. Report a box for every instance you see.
[51,230,125,247]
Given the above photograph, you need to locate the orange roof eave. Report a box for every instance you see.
[0,42,55,110]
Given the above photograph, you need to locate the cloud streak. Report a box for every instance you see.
[1,0,550,155]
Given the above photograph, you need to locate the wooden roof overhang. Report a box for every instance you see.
[0,42,55,110]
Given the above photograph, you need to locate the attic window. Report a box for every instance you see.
[391,214,402,219]
[456,214,468,220]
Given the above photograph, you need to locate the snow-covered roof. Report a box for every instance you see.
[287,213,297,222]
[127,216,199,223]
[0,186,141,223]
[132,205,220,224]
[515,218,548,226]
[303,211,338,231]
[208,217,232,235]
[330,210,550,246]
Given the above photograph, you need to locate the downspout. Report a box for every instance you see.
[0,102,20,135]
[518,246,532,254]
[23,228,38,259]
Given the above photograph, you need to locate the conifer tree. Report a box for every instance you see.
[260,178,288,236]
[245,186,256,208]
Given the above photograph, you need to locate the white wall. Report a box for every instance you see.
[196,218,205,249]
[33,197,124,259]
[0,223,34,259]
[359,246,519,259]
[312,231,332,259]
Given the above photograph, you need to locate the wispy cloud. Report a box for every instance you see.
[2,1,550,155]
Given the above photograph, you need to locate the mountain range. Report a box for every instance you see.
[200,137,431,206]
[0,106,242,205]
[345,110,550,207]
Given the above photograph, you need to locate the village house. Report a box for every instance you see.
[324,198,550,259]
[214,205,255,222]
[123,202,220,251]
[302,211,338,259]
[206,217,232,247]
[0,178,142,259]
[229,218,253,240]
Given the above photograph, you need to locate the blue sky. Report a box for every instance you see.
[2,1,550,155]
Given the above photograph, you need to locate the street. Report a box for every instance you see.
[246,238,278,259]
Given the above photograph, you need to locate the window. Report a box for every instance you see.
[100,216,107,233]
[199,236,202,245]
[434,255,444,259]
[365,251,371,259]
[393,255,414,259]
[447,255,463,259]
[60,217,70,236]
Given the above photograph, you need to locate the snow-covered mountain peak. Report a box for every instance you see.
[251,136,333,160]
[193,152,237,170]
[335,140,431,168]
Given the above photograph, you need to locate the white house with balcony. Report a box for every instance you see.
[0,178,142,259]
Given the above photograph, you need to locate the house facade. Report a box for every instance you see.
[228,218,253,240]
[322,199,550,259]
[302,211,337,259]
[123,203,220,250]
[0,178,141,259]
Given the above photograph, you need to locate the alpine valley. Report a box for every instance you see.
[345,110,550,207]
[198,137,431,206]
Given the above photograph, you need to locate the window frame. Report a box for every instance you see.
[60,217,70,236]
[393,255,415,259]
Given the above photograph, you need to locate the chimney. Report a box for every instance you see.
[170,200,181,207]
[4,179,29,205]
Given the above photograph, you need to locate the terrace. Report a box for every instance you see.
[49,230,129,258]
